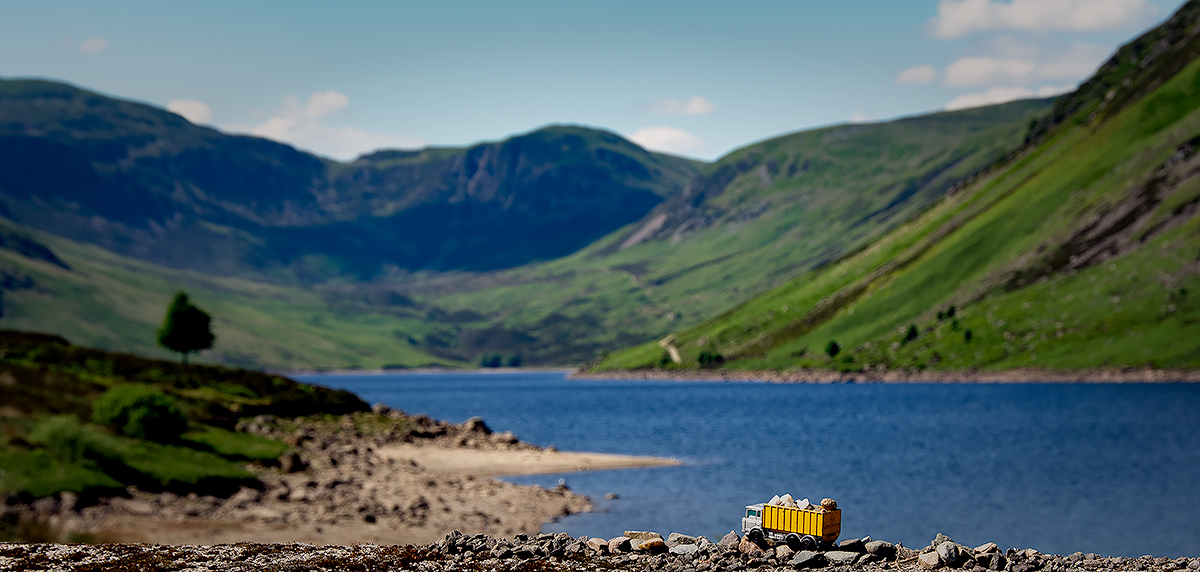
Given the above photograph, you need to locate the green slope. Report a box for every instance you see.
[591,1,1200,374]
[0,220,463,369]
[386,99,1051,364]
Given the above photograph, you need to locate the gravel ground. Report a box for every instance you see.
[2,530,1197,572]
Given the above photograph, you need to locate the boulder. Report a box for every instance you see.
[931,533,953,547]
[670,544,700,556]
[865,540,897,559]
[113,498,154,515]
[826,551,861,566]
[636,539,668,554]
[608,536,632,554]
[463,417,491,435]
[789,550,827,569]
[936,542,965,567]
[586,537,609,554]
[775,545,795,561]
[624,530,664,542]
[820,498,837,510]
[919,551,943,569]
[668,532,698,545]
[977,552,1007,570]
[280,451,307,473]
[839,538,866,552]
[738,537,765,555]
[974,542,998,554]
[718,531,741,549]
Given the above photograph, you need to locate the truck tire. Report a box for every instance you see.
[749,528,764,544]
[786,534,802,551]
[799,535,818,551]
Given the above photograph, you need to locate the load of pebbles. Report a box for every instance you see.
[3,529,1196,572]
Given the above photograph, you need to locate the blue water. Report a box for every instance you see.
[294,371,1200,557]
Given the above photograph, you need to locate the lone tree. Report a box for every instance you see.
[157,291,214,364]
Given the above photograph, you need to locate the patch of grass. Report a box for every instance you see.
[182,425,288,463]
[0,449,122,499]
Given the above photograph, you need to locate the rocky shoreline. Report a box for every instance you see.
[571,366,1200,383]
[1,407,597,545]
[3,529,1196,572]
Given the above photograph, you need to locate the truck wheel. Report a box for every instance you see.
[799,535,818,551]
[749,528,764,544]
[786,534,802,551]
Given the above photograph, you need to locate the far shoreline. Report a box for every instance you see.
[570,366,1200,384]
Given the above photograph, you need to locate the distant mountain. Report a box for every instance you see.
[591,0,1200,373]
[0,81,700,279]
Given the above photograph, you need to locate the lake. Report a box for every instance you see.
[294,371,1200,557]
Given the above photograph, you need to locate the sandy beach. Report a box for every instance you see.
[11,409,677,546]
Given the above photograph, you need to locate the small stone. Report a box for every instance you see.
[625,530,664,542]
[977,552,1007,570]
[1023,549,1040,558]
[463,416,491,434]
[775,545,795,561]
[718,531,741,548]
[738,537,765,555]
[839,538,866,552]
[919,551,943,569]
[826,551,861,565]
[790,550,828,569]
[865,540,897,559]
[587,537,609,554]
[280,451,307,473]
[113,498,154,515]
[608,536,632,554]
[974,543,998,554]
[606,493,620,500]
[669,532,698,545]
[637,539,668,554]
[937,542,967,567]
[671,544,700,556]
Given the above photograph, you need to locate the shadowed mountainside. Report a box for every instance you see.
[0,81,700,279]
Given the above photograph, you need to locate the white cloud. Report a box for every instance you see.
[929,0,1156,38]
[943,42,1108,86]
[647,95,716,116]
[229,90,424,161]
[945,84,1073,110]
[78,36,107,55]
[895,65,939,84]
[944,56,1037,86]
[167,99,213,125]
[628,126,706,155]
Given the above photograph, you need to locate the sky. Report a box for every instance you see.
[0,0,1189,161]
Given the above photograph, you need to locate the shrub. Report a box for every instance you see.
[904,325,919,343]
[91,385,188,442]
[964,329,974,342]
[825,340,841,358]
[27,415,118,465]
[698,350,725,366]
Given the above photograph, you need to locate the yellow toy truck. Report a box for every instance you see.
[741,498,841,550]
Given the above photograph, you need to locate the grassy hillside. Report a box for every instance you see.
[0,219,462,369]
[386,100,1052,364]
[0,330,367,503]
[590,2,1200,374]
[0,98,1049,368]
